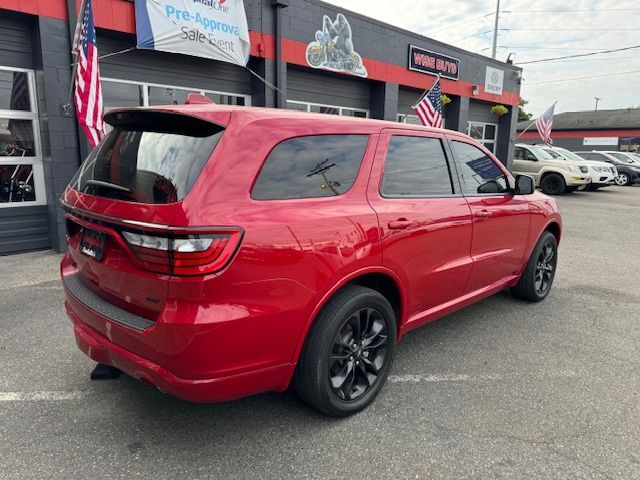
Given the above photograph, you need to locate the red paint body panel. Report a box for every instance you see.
[61,106,561,402]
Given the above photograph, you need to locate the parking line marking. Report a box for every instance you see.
[388,370,577,383]
[0,391,89,402]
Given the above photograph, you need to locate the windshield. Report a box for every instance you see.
[610,152,635,164]
[69,112,224,204]
[527,145,555,160]
[542,148,562,159]
[552,148,587,163]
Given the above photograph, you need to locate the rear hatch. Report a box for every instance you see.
[63,109,232,321]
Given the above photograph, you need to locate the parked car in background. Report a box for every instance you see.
[513,143,591,195]
[574,151,640,186]
[60,105,562,417]
[540,146,617,191]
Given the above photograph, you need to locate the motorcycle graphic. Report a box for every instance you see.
[305,14,368,78]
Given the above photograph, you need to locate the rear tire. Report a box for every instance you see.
[511,231,558,302]
[540,174,566,195]
[294,285,397,417]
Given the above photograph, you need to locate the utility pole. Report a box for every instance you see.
[491,0,500,59]
[594,97,602,111]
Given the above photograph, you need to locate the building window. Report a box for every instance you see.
[467,121,498,153]
[0,67,45,208]
[286,100,369,118]
[102,78,251,112]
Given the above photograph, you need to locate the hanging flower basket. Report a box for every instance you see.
[491,104,509,117]
[440,94,452,106]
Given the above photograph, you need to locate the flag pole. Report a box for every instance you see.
[516,101,557,139]
[62,0,88,117]
[412,73,441,109]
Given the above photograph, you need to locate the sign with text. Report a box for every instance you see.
[583,137,619,146]
[408,45,460,80]
[134,0,250,67]
[484,66,504,95]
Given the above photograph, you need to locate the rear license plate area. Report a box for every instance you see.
[80,228,106,261]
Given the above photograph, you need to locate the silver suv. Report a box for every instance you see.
[513,144,591,195]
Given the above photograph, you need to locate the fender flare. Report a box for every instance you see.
[289,265,406,364]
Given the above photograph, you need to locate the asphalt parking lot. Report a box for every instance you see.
[1,185,639,480]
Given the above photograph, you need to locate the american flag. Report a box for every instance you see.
[412,77,443,128]
[535,103,556,146]
[73,0,105,148]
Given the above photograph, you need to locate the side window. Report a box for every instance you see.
[514,147,524,160]
[450,141,510,195]
[381,136,454,197]
[251,135,369,200]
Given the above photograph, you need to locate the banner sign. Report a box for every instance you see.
[134,0,250,67]
[408,45,459,81]
[305,14,368,78]
[583,137,619,146]
[484,66,504,95]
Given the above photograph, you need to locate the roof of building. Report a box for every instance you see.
[517,108,640,131]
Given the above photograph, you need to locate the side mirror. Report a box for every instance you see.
[515,175,535,195]
[525,154,537,161]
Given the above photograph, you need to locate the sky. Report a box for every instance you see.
[322,0,640,117]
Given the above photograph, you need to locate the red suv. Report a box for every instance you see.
[61,105,562,416]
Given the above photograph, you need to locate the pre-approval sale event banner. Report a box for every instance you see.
[135,0,250,66]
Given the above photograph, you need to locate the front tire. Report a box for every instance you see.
[294,285,397,417]
[540,173,566,195]
[511,231,558,302]
[615,172,631,186]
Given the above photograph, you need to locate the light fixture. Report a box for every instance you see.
[472,85,479,96]
[506,52,516,64]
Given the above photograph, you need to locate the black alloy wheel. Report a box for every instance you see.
[511,231,558,302]
[534,240,556,296]
[329,307,388,401]
[294,285,396,417]
[540,174,566,196]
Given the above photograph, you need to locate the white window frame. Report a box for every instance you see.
[101,77,252,108]
[467,121,498,154]
[0,66,46,208]
[397,114,422,125]
[286,100,369,118]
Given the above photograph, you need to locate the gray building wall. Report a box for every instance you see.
[0,13,52,255]
[0,0,521,254]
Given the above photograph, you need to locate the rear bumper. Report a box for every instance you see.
[67,302,294,403]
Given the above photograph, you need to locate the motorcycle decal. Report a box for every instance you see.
[305,14,368,78]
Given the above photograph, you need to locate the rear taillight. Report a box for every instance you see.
[122,230,243,276]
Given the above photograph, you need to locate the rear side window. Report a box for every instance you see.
[251,135,369,200]
[381,136,453,196]
[451,141,510,195]
[69,112,224,204]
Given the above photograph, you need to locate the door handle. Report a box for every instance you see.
[388,219,414,230]
[474,210,492,220]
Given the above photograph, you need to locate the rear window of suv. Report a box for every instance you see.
[251,135,369,200]
[69,111,224,204]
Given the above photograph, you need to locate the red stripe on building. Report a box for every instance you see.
[518,129,640,139]
[0,0,67,19]
[5,0,519,106]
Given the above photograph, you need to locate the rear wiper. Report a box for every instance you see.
[85,180,131,192]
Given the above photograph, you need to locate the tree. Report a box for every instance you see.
[518,98,533,122]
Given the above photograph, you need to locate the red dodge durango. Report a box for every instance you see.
[61,105,561,416]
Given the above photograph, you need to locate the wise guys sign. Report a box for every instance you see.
[409,45,460,81]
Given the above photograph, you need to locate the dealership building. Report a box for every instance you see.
[517,108,640,152]
[0,0,522,255]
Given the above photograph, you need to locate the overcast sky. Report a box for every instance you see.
[322,0,640,117]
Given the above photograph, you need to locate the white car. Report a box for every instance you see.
[541,146,617,190]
